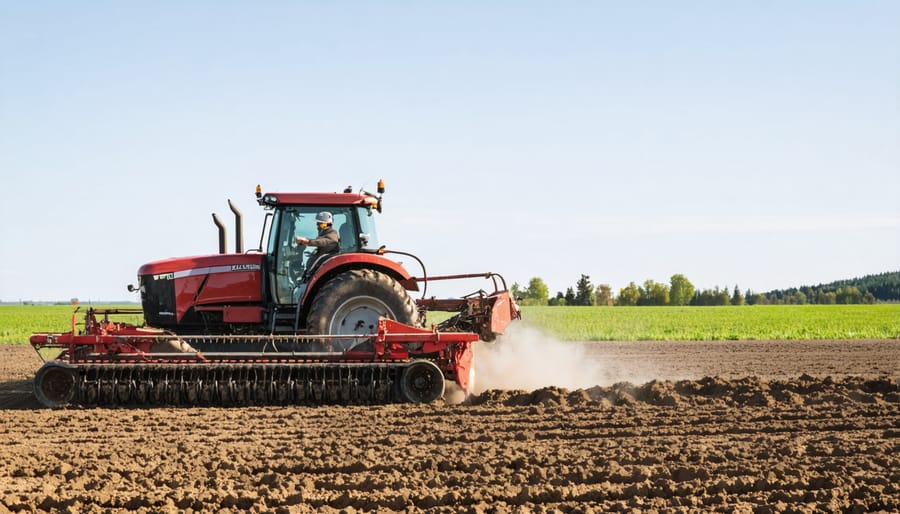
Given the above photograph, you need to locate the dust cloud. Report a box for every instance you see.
[473,324,600,393]
[472,323,664,393]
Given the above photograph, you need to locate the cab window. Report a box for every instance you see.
[269,206,354,304]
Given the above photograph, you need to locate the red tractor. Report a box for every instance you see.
[30,182,519,408]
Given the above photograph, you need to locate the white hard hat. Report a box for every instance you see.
[315,212,333,224]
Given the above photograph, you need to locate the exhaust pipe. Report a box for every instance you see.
[228,199,244,254]
[212,213,227,254]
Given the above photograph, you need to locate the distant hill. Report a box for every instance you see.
[764,271,900,304]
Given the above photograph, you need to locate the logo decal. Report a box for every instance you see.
[231,264,261,271]
[153,273,174,280]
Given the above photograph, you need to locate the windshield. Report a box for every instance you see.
[268,206,357,304]
[356,206,379,249]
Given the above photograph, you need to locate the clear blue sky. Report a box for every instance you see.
[1,2,898,302]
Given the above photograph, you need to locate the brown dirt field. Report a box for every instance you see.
[1,340,898,513]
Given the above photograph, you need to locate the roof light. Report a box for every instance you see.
[377,179,385,194]
[255,184,262,199]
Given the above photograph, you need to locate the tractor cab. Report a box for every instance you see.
[255,185,385,307]
[263,202,381,305]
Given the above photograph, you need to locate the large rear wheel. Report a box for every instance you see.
[305,269,417,350]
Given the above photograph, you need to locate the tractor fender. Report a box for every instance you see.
[301,253,418,306]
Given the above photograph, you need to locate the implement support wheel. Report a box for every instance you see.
[400,360,445,404]
[34,362,78,409]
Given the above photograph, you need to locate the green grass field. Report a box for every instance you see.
[520,304,900,341]
[1,303,898,344]
[0,305,144,344]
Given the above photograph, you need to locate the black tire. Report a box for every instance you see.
[400,360,446,403]
[34,362,78,409]
[305,269,417,350]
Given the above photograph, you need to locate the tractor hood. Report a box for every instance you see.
[138,253,263,277]
[138,253,264,328]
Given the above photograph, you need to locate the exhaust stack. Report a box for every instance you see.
[228,199,244,254]
[212,213,227,254]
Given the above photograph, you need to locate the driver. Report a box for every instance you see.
[295,211,340,278]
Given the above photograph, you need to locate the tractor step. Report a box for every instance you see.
[268,305,300,333]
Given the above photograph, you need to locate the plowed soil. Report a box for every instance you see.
[1,337,898,513]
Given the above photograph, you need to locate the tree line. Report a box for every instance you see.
[510,271,900,307]
[764,271,900,305]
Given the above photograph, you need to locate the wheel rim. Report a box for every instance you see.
[328,295,395,350]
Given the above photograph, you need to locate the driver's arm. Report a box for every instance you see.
[297,233,339,251]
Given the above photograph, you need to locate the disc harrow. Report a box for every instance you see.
[30,313,473,408]
[36,362,407,408]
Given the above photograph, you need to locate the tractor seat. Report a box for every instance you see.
[338,222,356,252]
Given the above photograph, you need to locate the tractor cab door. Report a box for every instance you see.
[267,206,358,305]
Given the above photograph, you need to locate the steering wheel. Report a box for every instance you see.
[287,250,313,282]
